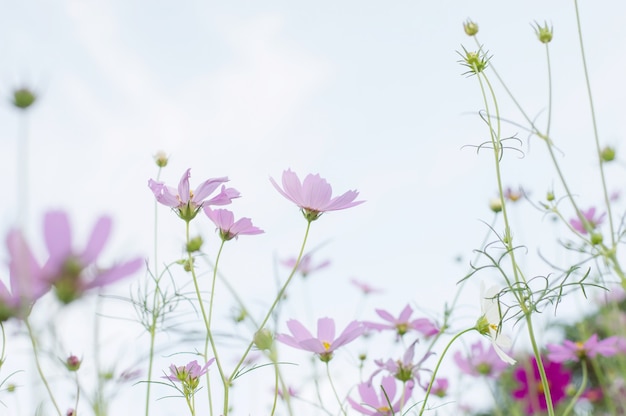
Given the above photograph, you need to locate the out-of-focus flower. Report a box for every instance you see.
[203,208,263,241]
[374,341,432,385]
[276,317,363,362]
[270,169,364,221]
[569,207,606,234]
[430,378,449,397]
[65,355,81,371]
[512,356,571,414]
[281,253,330,278]
[454,340,509,378]
[1,229,49,321]
[350,278,384,295]
[547,334,620,363]
[348,376,414,416]
[365,304,439,339]
[164,359,215,396]
[475,284,516,365]
[42,211,143,304]
[148,168,240,221]
[118,368,142,382]
[277,386,297,400]
[504,186,524,202]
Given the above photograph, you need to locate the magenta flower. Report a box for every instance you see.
[454,341,509,378]
[149,168,240,221]
[364,304,439,338]
[512,356,571,414]
[347,376,414,416]
[203,207,263,241]
[42,211,144,304]
[276,317,364,362]
[569,207,606,234]
[0,229,49,320]
[281,253,330,278]
[270,169,364,221]
[547,334,619,362]
[429,377,449,398]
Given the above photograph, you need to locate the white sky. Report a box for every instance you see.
[1,1,625,415]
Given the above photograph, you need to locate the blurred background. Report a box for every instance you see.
[0,1,625,414]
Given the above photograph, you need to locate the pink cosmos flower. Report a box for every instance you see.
[270,169,364,221]
[547,334,619,362]
[454,341,509,378]
[164,359,215,396]
[203,207,263,241]
[42,211,144,304]
[364,304,439,338]
[347,376,414,416]
[281,253,330,278]
[429,377,449,397]
[149,168,240,221]
[350,278,384,295]
[373,341,432,386]
[569,207,606,234]
[276,317,364,362]
[512,356,571,414]
[1,229,49,320]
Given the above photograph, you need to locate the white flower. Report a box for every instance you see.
[477,283,516,365]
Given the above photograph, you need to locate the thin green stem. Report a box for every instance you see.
[561,360,588,416]
[418,327,474,416]
[325,362,347,416]
[573,0,616,245]
[25,318,62,416]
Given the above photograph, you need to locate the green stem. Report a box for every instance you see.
[524,314,554,416]
[561,360,588,416]
[25,318,62,416]
[207,240,227,415]
[325,362,347,416]
[418,327,474,415]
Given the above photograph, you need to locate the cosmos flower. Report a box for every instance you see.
[164,359,215,396]
[276,317,364,362]
[203,207,263,241]
[454,340,509,378]
[281,253,330,278]
[373,341,432,385]
[42,211,143,304]
[270,169,364,221]
[512,356,571,414]
[569,207,606,234]
[364,304,439,338]
[0,229,49,320]
[149,168,240,221]
[547,334,619,363]
[350,278,384,295]
[475,284,516,365]
[347,376,414,416]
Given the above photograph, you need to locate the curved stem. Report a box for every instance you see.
[325,362,347,416]
[419,327,474,415]
[561,359,587,416]
[25,318,62,416]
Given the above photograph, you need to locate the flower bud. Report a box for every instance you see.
[253,328,274,351]
[591,232,603,245]
[12,87,37,110]
[601,146,616,162]
[533,21,553,44]
[463,19,479,36]
[154,151,169,167]
[489,198,503,213]
[546,191,555,202]
[186,236,203,253]
[65,355,81,371]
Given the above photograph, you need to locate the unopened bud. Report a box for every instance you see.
[12,87,37,110]
[253,328,274,351]
[601,146,616,162]
[65,355,81,371]
[489,198,503,213]
[533,21,553,44]
[186,236,203,253]
[154,151,169,167]
[463,19,479,36]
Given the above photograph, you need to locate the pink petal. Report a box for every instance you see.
[177,169,191,204]
[81,216,112,264]
[317,317,336,343]
[193,177,229,203]
[44,211,72,265]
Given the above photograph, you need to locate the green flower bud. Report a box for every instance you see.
[12,87,37,110]
[459,49,489,75]
[186,236,203,253]
[489,198,503,213]
[546,191,555,202]
[463,19,479,36]
[533,21,553,44]
[591,232,603,245]
[253,328,274,351]
[154,151,169,167]
[601,146,616,162]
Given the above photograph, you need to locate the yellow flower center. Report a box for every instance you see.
[322,341,331,351]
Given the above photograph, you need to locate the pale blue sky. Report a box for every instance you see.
[0,1,625,414]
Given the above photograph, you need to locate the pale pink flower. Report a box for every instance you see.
[164,359,214,384]
[149,168,239,221]
[364,304,439,338]
[276,317,364,362]
[270,169,364,221]
[373,341,432,386]
[42,211,143,304]
[203,207,263,241]
[453,341,509,378]
[547,334,620,362]
[347,376,414,416]
[569,207,606,234]
[351,278,384,295]
[281,253,330,277]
